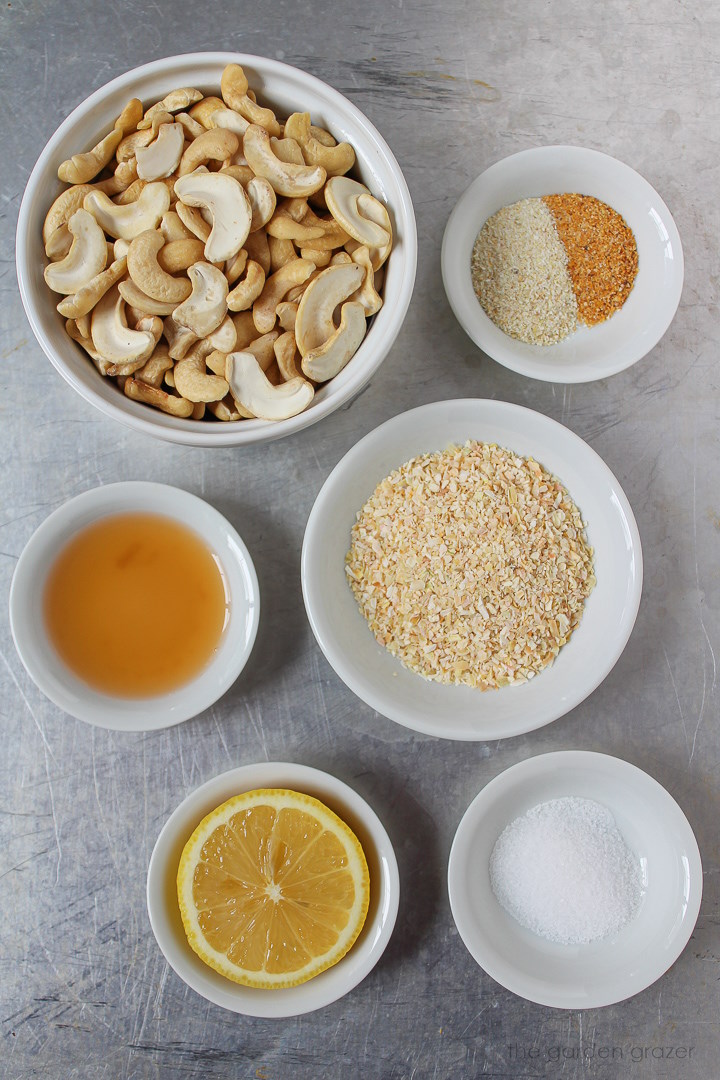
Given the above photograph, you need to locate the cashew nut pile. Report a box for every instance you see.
[42,65,393,422]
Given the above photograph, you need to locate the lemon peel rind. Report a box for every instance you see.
[177,788,370,989]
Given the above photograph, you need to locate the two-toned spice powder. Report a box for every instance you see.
[471,194,638,345]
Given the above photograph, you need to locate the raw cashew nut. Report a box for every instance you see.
[285,268,322,304]
[178,128,239,175]
[175,201,211,242]
[138,88,203,128]
[294,262,364,355]
[93,158,139,195]
[157,238,205,274]
[65,317,111,374]
[274,331,300,380]
[268,236,297,273]
[188,96,226,129]
[135,346,173,388]
[300,246,331,268]
[57,255,128,319]
[220,63,249,107]
[356,193,393,269]
[118,277,178,317]
[284,112,355,177]
[136,123,185,180]
[124,378,194,417]
[43,184,94,245]
[127,229,192,303]
[301,301,367,381]
[225,249,248,284]
[220,163,254,185]
[208,395,243,421]
[324,176,391,249]
[204,314,237,355]
[117,128,154,163]
[227,260,266,312]
[211,107,250,138]
[174,352,229,403]
[349,245,383,316]
[270,137,306,166]
[175,111,205,140]
[246,176,276,232]
[108,315,162,376]
[243,125,326,197]
[90,285,157,365]
[173,262,229,337]
[244,330,279,371]
[221,65,281,136]
[45,225,73,261]
[114,178,147,206]
[265,209,324,243]
[232,311,258,349]
[163,315,198,361]
[244,229,271,274]
[160,210,194,242]
[226,350,314,420]
[43,208,108,294]
[83,182,171,240]
[276,301,298,331]
[253,259,314,334]
[175,168,252,262]
[300,206,350,248]
[58,98,142,183]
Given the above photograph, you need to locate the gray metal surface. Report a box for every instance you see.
[1,1,718,1077]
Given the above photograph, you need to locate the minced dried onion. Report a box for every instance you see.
[345,440,596,689]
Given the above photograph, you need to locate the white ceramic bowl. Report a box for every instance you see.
[442,146,683,383]
[9,482,259,730]
[16,52,417,446]
[302,398,642,741]
[447,751,702,1009]
[147,761,399,1017]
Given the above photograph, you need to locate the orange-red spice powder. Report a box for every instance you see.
[542,194,638,326]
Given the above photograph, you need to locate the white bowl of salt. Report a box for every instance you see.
[448,750,702,1009]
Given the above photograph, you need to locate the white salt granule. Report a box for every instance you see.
[489,797,643,945]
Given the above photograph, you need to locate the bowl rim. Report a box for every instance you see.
[8,480,260,730]
[447,750,703,1008]
[146,760,400,1016]
[301,397,643,740]
[16,51,417,446]
[441,144,684,384]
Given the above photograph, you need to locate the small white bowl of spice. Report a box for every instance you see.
[442,146,683,382]
[448,751,702,1008]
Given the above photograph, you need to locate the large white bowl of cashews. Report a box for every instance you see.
[16,52,417,446]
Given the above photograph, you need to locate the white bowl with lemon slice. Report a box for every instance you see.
[147,761,399,1016]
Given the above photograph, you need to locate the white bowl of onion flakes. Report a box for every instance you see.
[302,399,642,740]
[16,53,416,446]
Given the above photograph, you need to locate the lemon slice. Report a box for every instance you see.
[177,788,370,989]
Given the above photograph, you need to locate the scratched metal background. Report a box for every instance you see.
[1,1,719,1077]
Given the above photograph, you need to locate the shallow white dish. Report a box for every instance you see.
[9,481,259,731]
[441,145,683,383]
[16,52,416,446]
[447,751,702,1009]
[302,398,642,741]
[147,761,399,1017]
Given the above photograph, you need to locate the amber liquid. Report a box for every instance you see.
[43,512,229,697]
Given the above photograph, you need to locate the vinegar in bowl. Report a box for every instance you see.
[43,512,229,697]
